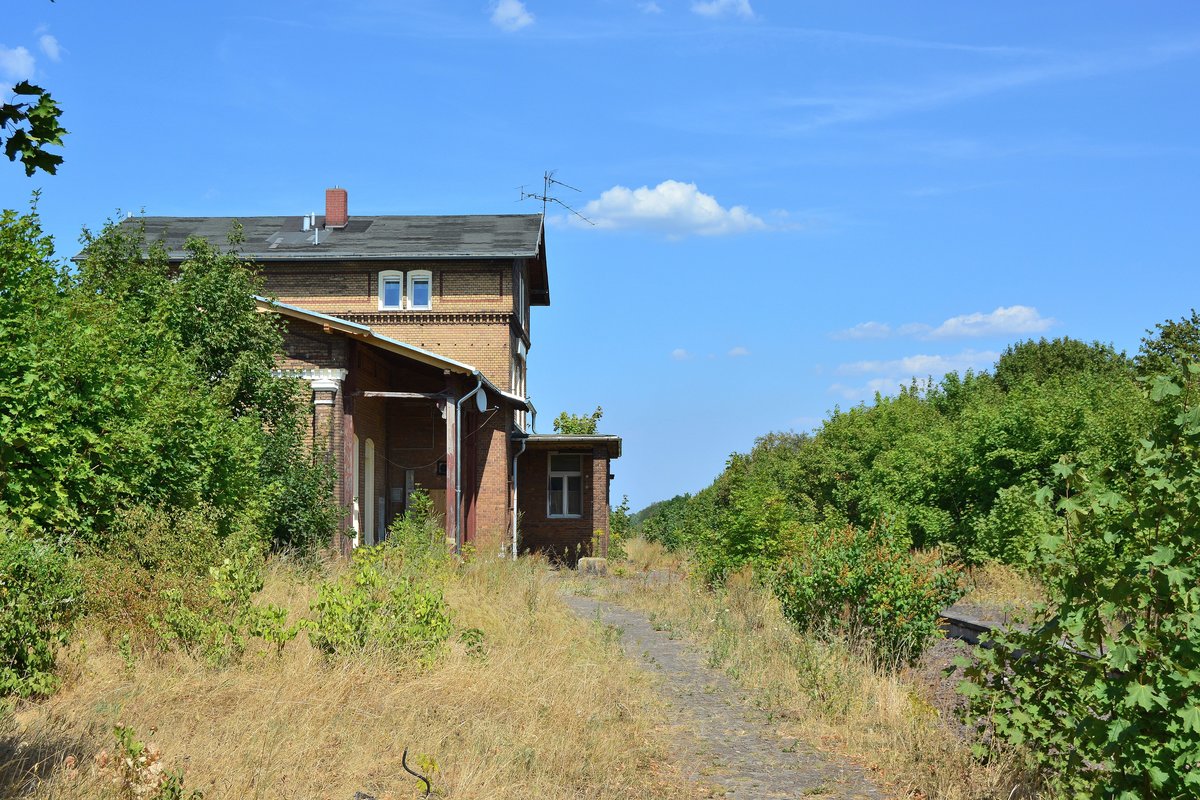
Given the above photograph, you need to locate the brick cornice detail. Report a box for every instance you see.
[339,312,512,326]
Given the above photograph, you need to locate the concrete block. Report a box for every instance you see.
[577,557,608,577]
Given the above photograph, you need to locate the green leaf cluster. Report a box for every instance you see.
[152,536,299,667]
[552,405,603,435]
[960,364,1200,798]
[0,522,80,696]
[1,82,67,176]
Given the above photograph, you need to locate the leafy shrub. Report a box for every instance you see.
[309,495,452,659]
[0,523,81,696]
[960,368,1200,798]
[152,535,298,666]
[969,480,1059,567]
[385,490,448,572]
[78,504,227,638]
[308,549,452,659]
[772,523,962,663]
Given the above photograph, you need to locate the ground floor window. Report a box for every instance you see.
[548,453,583,517]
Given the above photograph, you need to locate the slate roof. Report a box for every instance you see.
[120,214,544,262]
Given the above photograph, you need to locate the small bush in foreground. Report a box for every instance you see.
[309,549,451,659]
[309,496,452,659]
[0,523,80,696]
[153,541,299,666]
[773,523,962,663]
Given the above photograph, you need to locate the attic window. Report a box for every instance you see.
[408,270,432,311]
[379,270,403,310]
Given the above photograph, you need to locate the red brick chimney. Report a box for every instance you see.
[325,187,348,228]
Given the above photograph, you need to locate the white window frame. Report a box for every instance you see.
[407,269,433,311]
[516,266,526,328]
[547,452,583,518]
[378,270,404,311]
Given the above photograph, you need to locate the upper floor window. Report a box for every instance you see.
[408,270,432,311]
[548,453,583,518]
[378,270,403,310]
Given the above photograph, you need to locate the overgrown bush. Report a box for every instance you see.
[960,367,1200,798]
[0,206,338,553]
[309,495,452,659]
[152,536,299,667]
[772,523,962,663]
[78,504,229,639]
[0,522,81,696]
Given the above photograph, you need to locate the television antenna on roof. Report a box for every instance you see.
[518,170,594,226]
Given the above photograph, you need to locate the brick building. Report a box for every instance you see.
[128,188,621,561]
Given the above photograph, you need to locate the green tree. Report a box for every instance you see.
[1138,308,1200,379]
[993,336,1131,392]
[0,206,337,550]
[553,405,603,434]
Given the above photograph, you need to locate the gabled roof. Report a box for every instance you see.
[256,296,528,410]
[106,212,551,305]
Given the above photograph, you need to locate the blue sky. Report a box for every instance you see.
[4,1,1200,511]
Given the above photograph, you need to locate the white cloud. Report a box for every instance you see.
[638,1,664,13]
[830,349,999,401]
[580,180,766,237]
[832,321,891,340]
[727,346,750,357]
[834,305,1055,341]
[0,45,35,82]
[491,0,534,32]
[38,34,60,62]
[670,348,691,360]
[692,0,754,18]
[927,305,1056,339]
[837,349,999,377]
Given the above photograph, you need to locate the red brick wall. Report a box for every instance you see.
[464,402,513,555]
[517,446,610,565]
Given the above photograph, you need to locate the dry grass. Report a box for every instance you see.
[959,562,1046,620]
[0,557,699,800]
[582,569,1035,800]
[618,539,687,576]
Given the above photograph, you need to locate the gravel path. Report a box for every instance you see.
[562,593,886,799]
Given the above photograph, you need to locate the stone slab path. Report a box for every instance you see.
[562,594,887,800]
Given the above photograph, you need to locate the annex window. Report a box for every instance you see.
[547,453,583,518]
[378,270,404,310]
[408,270,433,310]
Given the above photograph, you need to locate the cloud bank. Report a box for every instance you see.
[833,305,1055,340]
[830,348,1000,401]
[579,179,766,237]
